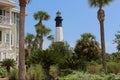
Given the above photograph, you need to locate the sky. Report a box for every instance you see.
[14,0,120,53]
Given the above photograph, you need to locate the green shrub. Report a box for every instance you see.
[0,67,7,78]
[107,62,120,74]
[58,71,120,80]
[50,65,60,79]
[87,64,102,74]
[9,69,18,80]
[60,69,72,77]
[26,64,45,80]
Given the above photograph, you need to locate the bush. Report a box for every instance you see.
[50,65,60,79]
[107,62,120,74]
[58,71,120,80]
[9,69,18,80]
[87,64,102,74]
[60,69,73,77]
[0,67,7,78]
[26,64,45,80]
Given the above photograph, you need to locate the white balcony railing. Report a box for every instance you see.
[0,15,10,25]
[0,42,10,51]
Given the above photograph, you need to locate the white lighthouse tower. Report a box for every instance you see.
[55,11,63,42]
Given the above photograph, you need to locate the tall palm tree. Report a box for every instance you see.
[25,33,34,56]
[34,11,51,50]
[88,0,113,73]
[36,24,51,50]
[34,11,50,25]
[19,0,30,80]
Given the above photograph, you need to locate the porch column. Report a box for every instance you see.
[9,30,12,50]
[9,7,12,25]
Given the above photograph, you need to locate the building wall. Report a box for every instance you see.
[0,0,19,61]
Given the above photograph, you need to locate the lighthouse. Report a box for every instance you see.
[55,11,63,42]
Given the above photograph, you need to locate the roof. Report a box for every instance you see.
[0,0,17,8]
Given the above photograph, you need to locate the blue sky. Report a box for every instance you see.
[14,0,120,53]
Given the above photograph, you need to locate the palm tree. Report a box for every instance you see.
[74,33,100,61]
[19,0,30,80]
[88,0,113,73]
[25,33,34,56]
[34,11,51,50]
[47,35,54,42]
[1,59,16,73]
[36,24,51,50]
[30,49,63,80]
[34,11,50,26]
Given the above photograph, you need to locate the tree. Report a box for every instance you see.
[114,31,120,51]
[88,0,113,73]
[74,33,100,61]
[47,35,54,42]
[1,59,16,73]
[35,24,51,50]
[25,33,34,56]
[29,49,63,80]
[19,0,30,79]
[34,11,51,50]
[48,42,72,57]
[34,11,50,26]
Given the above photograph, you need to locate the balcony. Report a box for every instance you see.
[0,42,10,51]
[0,15,10,25]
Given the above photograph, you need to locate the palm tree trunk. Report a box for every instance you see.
[6,66,10,73]
[43,65,54,80]
[97,9,107,74]
[100,21,107,73]
[40,37,43,50]
[19,0,26,80]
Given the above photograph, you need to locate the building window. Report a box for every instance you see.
[6,33,9,43]
[0,10,2,15]
[0,53,1,61]
[11,34,13,45]
[0,31,1,41]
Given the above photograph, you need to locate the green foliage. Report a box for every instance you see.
[34,10,51,50]
[25,33,34,45]
[111,52,120,62]
[50,65,60,79]
[1,59,16,73]
[89,0,113,8]
[0,67,7,78]
[87,64,102,74]
[63,57,81,70]
[107,61,120,74]
[58,71,120,80]
[9,69,18,80]
[26,64,45,80]
[29,49,64,80]
[60,69,73,77]
[49,42,73,58]
[33,10,50,24]
[30,49,64,65]
[74,33,100,61]
[114,31,120,51]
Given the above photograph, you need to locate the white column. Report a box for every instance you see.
[9,7,12,25]
[9,30,12,50]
